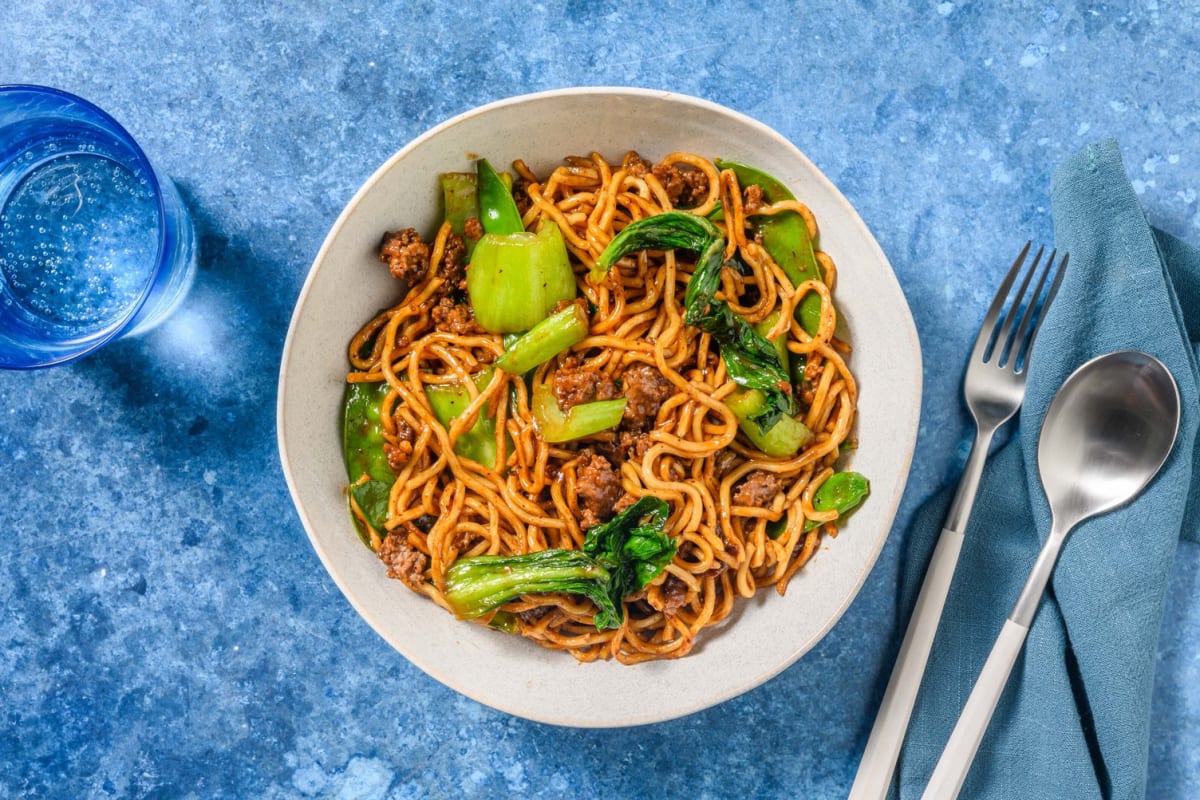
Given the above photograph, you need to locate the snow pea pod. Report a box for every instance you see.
[714,159,827,336]
[342,380,395,542]
[476,158,525,236]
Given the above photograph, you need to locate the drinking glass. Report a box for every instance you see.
[0,85,197,369]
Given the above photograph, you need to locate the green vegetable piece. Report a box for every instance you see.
[495,302,588,375]
[440,172,480,258]
[531,381,626,443]
[443,495,675,631]
[444,549,615,621]
[341,381,397,542]
[715,159,826,336]
[488,610,519,633]
[342,381,394,484]
[724,388,813,458]
[349,479,391,535]
[476,158,525,236]
[765,472,870,539]
[426,369,500,469]
[754,309,791,376]
[810,471,869,526]
[581,496,676,628]
[467,221,577,333]
[596,211,795,434]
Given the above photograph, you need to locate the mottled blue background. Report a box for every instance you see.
[2,2,1198,798]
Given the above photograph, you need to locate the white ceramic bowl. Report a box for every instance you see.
[278,87,921,727]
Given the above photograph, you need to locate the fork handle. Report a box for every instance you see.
[849,527,964,799]
[849,426,998,800]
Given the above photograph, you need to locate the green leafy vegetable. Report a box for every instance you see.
[495,302,588,375]
[594,211,794,436]
[443,496,676,630]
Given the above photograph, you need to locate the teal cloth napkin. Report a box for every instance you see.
[891,139,1200,799]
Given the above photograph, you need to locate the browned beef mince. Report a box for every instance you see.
[594,430,652,466]
[743,183,766,214]
[623,152,652,178]
[732,470,783,508]
[552,356,619,412]
[575,452,622,530]
[438,231,468,291]
[651,162,710,208]
[621,363,672,430]
[463,217,483,242]
[431,295,484,335]
[661,574,688,616]
[377,534,427,587]
[381,419,415,472]
[379,228,430,285]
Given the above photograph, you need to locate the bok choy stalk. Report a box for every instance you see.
[593,211,798,440]
[444,496,676,630]
[439,172,480,257]
[494,302,589,375]
[714,159,828,337]
[342,381,395,539]
[466,157,576,333]
[531,381,626,442]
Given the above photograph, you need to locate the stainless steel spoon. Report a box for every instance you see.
[922,350,1181,800]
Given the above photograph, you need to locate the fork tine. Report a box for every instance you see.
[992,245,1044,366]
[1012,251,1068,371]
[970,241,1031,364]
[1003,249,1056,371]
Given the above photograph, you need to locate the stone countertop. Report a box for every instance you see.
[2,2,1197,797]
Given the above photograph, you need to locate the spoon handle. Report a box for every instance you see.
[920,618,1030,800]
[921,524,1070,800]
[850,426,998,800]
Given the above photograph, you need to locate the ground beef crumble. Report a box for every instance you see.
[620,362,672,430]
[660,574,689,616]
[652,162,709,208]
[378,228,430,285]
[743,184,767,214]
[438,231,468,291]
[552,355,619,412]
[732,470,783,508]
[377,533,427,587]
[382,419,416,472]
[431,295,484,335]
[575,452,622,530]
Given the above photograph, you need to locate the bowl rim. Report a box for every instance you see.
[277,86,922,726]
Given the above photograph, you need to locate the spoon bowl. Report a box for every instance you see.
[1038,350,1181,529]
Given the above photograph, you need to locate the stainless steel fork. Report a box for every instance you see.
[849,242,1067,800]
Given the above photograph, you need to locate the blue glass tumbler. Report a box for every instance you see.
[0,85,197,369]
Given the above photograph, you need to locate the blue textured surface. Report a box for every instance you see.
[1,2,1197,798]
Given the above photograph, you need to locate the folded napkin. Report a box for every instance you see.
[891,139,1200,799]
